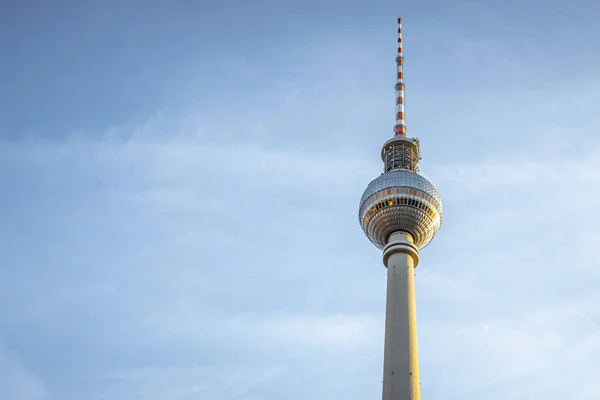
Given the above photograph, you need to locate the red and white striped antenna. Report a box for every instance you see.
[394,17,406,137]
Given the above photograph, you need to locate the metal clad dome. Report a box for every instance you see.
[358,170,443,250]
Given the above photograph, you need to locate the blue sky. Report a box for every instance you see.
[1,0,600,399]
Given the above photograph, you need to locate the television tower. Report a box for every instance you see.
[358,18,443,400]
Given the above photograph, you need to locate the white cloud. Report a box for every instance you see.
[260,314,380,348]
[138,308,381,353]
[420,303,600,399]
[1,131,377,197]
[88,365,284,400]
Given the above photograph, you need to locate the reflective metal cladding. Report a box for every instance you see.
[358,170,443,250]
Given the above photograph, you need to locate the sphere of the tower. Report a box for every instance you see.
[358,170,443,250]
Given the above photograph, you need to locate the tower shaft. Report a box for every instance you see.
[382,231,420,400]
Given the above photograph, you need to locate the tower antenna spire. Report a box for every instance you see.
[394,17,406,137]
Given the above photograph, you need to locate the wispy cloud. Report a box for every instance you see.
[0,339,47,400]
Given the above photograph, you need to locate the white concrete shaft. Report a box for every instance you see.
[382,231,420,400]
